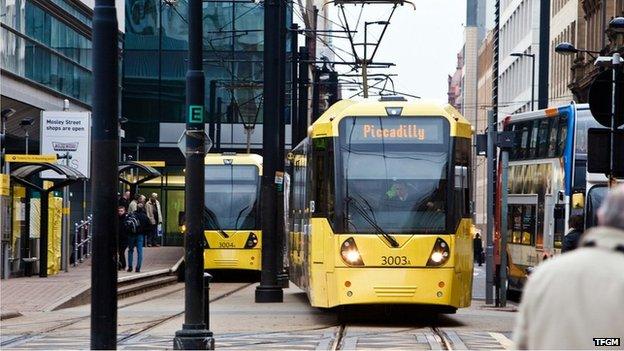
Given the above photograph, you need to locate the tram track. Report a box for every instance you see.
[1,282,253,348]
[329,324,454,350]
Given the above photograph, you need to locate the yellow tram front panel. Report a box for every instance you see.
[204,230,262,270]
[203,153,263,271]
[304,218,473,308]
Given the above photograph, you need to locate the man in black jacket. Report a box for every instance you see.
[127,203,150,272]
[562,215,584,253]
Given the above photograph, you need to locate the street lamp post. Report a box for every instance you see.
[510,52,536,110]
[90,0,119,348]
[173,0,213,348]
[19,118,34,154]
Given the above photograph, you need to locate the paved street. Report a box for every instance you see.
[1,262,517,350]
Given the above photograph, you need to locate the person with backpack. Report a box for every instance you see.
[127,202,150,272]
[117,205,130,270]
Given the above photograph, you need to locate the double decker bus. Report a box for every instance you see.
[288,97,474,312]
[496,103,601,291]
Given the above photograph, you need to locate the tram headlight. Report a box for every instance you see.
[244,232,259,249]
[426,238,450,267]
[340,237,364,266]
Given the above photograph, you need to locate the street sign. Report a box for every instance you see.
[587,128,624,177]
[588,69,624,128]
[40,111,92,178]
[137,161,166,168]
[177,130,212,157]
[5,154,58,163]
[188,105,204,124]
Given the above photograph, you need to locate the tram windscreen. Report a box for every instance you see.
[204,165,260,230]
[340,116,449,234]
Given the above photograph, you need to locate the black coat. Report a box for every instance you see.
[118,213,129,247]
[473,237,483,254]
[133,209,151,236]
[561,229,583,253]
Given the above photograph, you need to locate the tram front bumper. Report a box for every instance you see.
[326,267,460,307]
[204,248,261,271]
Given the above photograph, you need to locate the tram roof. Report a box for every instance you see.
[204,153,263,173]
[310,99,472,139]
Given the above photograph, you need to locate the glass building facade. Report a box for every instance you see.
[122,0,291,144]
[1,0,93,104]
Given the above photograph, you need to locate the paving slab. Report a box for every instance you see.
[0,246,183,314]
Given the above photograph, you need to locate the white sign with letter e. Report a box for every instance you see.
[41,111,91,178]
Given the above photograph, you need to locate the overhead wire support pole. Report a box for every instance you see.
[255,0,284,303]
[173,0,213,347]
[90,0,119,349]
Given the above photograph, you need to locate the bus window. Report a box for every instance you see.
[508,203,536,245]
[519,122,531,159]
[548,116,559,157]
[537,118,552,158]
[557,115,568,155]
[529,120,539,159]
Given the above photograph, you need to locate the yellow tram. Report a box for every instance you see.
[287,97,474,311]
[202,153,263,271]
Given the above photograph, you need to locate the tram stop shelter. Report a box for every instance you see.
[10,163,85,278]
[118,161,161,196]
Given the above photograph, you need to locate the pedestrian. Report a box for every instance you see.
[561,214,584,253]
[513,185,624,349]
[473,232,484,266]
[118,190,131,210]
[127,202,150,273]
[117,205,129,270]
[145,193,163,247]
[128,194,146,214]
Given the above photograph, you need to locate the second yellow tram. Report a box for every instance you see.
[288,97,474,311]
[203,153,263,271]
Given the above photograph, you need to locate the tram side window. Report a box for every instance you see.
[312,137,335,220]
[529,120,539,158]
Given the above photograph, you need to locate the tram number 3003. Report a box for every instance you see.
[381,256,411,266]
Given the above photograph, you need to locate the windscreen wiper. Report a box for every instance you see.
[345,196,400,248]
[204,208,229,238]
[234,205,250,229]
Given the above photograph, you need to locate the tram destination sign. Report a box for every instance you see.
[343,117,445,144]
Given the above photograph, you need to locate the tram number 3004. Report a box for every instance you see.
[381,256,411,266]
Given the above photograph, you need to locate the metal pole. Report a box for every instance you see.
[485,110,495,305]
[530,55,535,111]
[90,0,119,348]
[25,131,29,154]
[216,97,222,152]
[609,53,620,187]
[173,0,213,347]
[362,24,369,98]
[255,0,284,303]
[62,154,70,272]
[276,0,288,288]
[290,24,299,146]
[209,80,216,143]
[499,149,509,307]
[296,46,309,146]
[39,191,49,277]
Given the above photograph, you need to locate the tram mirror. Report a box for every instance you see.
[572,193,585,209]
